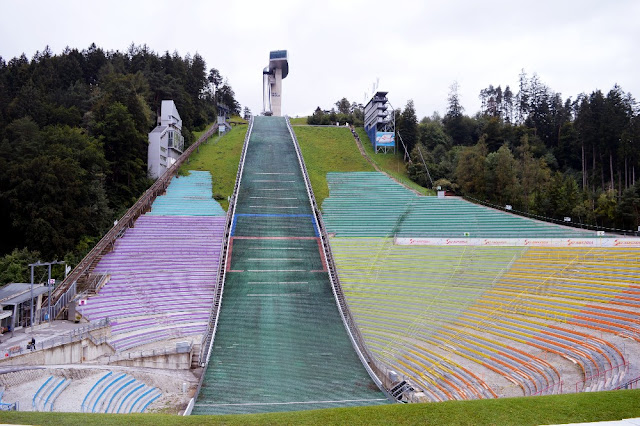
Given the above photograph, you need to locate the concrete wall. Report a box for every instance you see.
[0,337,114,366]
[271,67,282,116]
[107,351,192,370]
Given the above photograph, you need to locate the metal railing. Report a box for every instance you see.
[347,124,423,196]
[616,375,640,390]
[47,124,220,315]
[572,362,629,393]
[85,272,110,294]
[285,116,395,400]
[463,195,639,236]
[198,117,254,368]
[39,281,76,322]
[100,342,192,365]
[2,319,111,359]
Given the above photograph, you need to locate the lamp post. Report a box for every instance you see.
[30,262,37,333]
[46,261,65,324]
[28,260,66,333]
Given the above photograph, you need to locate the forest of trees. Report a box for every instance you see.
[0,44,240,283]
[401,72,640,232]
[307,98,365,126]
[310,71,640,232]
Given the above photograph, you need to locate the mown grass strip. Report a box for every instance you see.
[294,126,374,206]
[1,389,639,425]
[289,116,309,125]
[179,125,247,211]
[354,127,433,196]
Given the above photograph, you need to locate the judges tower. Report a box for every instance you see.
[262,50,288,116]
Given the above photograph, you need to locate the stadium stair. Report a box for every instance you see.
[82,372,161,414]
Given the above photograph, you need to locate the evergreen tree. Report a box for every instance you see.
[397,100,418,154]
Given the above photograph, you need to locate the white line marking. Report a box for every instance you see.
[248,281,309,284]
[247,293,301,297]
[254,172,295,175]
[251,180,295,183]
[247,269,307,272]
[246,258,305,261]
[196,398,389,407]
[255,189,289,191]
[250,197,298,200]
[249,206,299,209]
[248,247,304,250]
[244,226,303,229]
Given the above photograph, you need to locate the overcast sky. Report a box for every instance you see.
[2,0,638,119]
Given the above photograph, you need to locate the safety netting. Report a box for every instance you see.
[193,116,387,414]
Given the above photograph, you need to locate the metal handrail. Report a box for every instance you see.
[39,281,76,322]
[198,117,254,368]
[285,116,395,400]
[48,124,219,311]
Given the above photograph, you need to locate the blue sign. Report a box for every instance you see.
[376,132,395,147]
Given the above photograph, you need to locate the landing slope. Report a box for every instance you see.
[193,116,387,414]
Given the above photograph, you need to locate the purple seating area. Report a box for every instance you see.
[81,214,226,351]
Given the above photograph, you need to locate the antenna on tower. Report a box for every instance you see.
[375,77,379,91]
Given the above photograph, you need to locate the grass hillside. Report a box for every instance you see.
[294,126,374,206]
[289,116,309,125]
[355,127,433,195]
[179,125,247,211]
[2,389,639,425]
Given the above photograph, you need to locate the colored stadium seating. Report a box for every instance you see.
[80,172,226,351]
[322,173,638,400]
[322,172,599,238]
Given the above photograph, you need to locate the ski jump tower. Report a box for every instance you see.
[262,50,288,116]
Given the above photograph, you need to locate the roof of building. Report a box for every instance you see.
[0,283,50,306]
[150,125,168,134]
[161,100,182,124]
[268,50,288,79]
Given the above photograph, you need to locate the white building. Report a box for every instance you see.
[262,50,288,116]
[148,100,185,179]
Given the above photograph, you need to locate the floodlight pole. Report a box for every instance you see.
[30,263,35,333]
[47,265,51,325]
[28,260,66,331]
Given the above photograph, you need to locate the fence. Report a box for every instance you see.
[0,401,18,411]
[616,375,640,390]
[38,281,76,323]
[3,319,111,359]
[464,195,639,236]
[46,124,220,316]
[572,363,629,393]
[100,341,191,365]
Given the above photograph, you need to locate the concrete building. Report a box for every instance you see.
[148,100,185,179]
[262,50,289,116]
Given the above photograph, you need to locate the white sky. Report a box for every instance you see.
[1,0,638,119]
